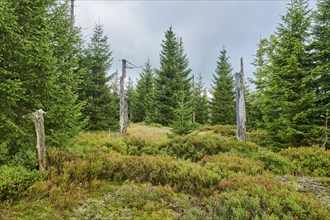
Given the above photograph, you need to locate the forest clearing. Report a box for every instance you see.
[1,0,329,219]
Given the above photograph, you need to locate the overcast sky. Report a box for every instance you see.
[74,0,316,89]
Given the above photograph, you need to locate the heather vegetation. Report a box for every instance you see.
[1,124,330,219]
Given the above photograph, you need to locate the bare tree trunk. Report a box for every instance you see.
[235,58,246,142]
[24,109,47,171]
[120,59,128,135]
[70,0,74,19]
[192,74,196,124]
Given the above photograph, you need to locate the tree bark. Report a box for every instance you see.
[235,58,246,142]
[25,109,47,171]
[120,59,128,135]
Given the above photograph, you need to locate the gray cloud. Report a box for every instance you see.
[74,0,314,89]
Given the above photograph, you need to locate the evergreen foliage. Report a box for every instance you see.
[192,75,209,124]
[145,81,157,124]
[0,0,85,161]
[126,77,136,121]
[131,61,154,123]
[210,47,235,125]
[171,90,194,135]
[310,0,330,148]
[261,0,314,148]
[248,37,275,130]
[152,27,192,126]
[46,2,86,146]
[79,24,118,130]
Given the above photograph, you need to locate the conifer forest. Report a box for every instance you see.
[0,0,329,219]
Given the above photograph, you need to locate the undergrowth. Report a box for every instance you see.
[1,124,330,219]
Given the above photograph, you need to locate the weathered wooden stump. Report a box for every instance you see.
[120,59,128,135]
[24,109,47,171]
[235,58,246,142]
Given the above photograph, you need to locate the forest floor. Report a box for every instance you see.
[0,123,329,219]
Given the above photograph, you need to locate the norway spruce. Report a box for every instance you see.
[131,61,154,123]
[249,37,276,129]
[310,0,330,148]
[0,0,85,162]
[79,24,118,130]
[153,27,192,126]
[126,77,136,121]
[46,2,86,146]
[262,0,313,148]
[210,47,235,125]
[171,90,193,135]
[192,75,209,124]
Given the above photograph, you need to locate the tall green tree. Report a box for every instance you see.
[0,0,85,163]
[126,77,136,121]
[249,36,277,129]
[131,61,154,123]
[0,0,25,162]
[46,2,86,146]
[152,27,192,126]
[262,0,313,148]
[192,75,209,124]
[79,24,118,130]
[310,0,330,148]
[210,47,235,125]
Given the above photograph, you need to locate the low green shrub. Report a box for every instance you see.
[124,136,160,155]
[47,147,76,170]
[161,133,259,162]
[218,173,284,192]
[208,186,329,220]
[199,125,236,136]
[280,147,330,176]
[45,149,222,196]
[254,150,293,174]
[246,129,271,147]
[0,165,44,200]
[72,183,208,219]
[7,148,38,170]
[74,132,127,155]
[201,153,264,177]
[212,174,330,219]
[72,174,329,220]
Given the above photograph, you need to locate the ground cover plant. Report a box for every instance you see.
[1,124,329,219]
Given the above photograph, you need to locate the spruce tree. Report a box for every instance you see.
[262,0,313,147]
[210,47,235,125]
[310,0,330,148]
[145,80,157,124]
[153,27,192,126]
[249,37,276,129]
[131,61,154,123]
[0,0,86,161]
[46,1,86,146]
[108,70,120,125]
[126,77,136,121]
[79,24,118,130]
[192,75,209,124]
[0,0,25,161]
[171,90,193,135]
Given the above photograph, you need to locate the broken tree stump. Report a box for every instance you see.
[24,109,47,171]
[120,59,128,135]
[235,58,246,142]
